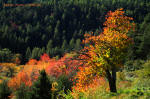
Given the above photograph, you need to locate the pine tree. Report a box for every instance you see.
[47,40,53,50]
[46,40,53,56]
[25,47,31,60]
[61,40,68,51]
[75,39,81,50]
[54,20,61,41]
[31,47,41,59]
[41,47,45,55]
[69,38,75,51]
[30,70,52,99]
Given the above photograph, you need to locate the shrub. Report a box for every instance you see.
[124,60,145,71]
[0,80,12,99]
[15,83,31,99]
[117,72,126,81]
[57,75,73,93]
[142,60,150,78]
[133,60,150,88]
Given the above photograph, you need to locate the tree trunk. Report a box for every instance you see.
[106,69,117,93]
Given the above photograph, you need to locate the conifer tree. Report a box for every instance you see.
[30,70,52,99]
[25,47,31,60]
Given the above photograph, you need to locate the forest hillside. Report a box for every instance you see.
[0,0,150,99]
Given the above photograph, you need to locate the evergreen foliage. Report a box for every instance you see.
[15,83,31,99]
[0,0,149,60]
[30,70,52,99]
[0,80,12,99]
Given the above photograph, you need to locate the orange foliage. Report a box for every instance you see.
[8,71,32,90]
[73,8,135,93]
[8,54,51,89]
[27,59,38,65]
[45,58,62,77]
[46,54,81,78]
[40,53,50,62]
[0,63,16,67]
[23,54,52,81]
[8,53,81,89]
[72,76,108,98]
[0,63,21,78]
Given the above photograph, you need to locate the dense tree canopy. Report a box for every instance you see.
[0,0,150,62]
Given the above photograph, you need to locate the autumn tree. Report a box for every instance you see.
[76,9,135,93]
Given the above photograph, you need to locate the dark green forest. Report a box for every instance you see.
[0,0,150,63]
